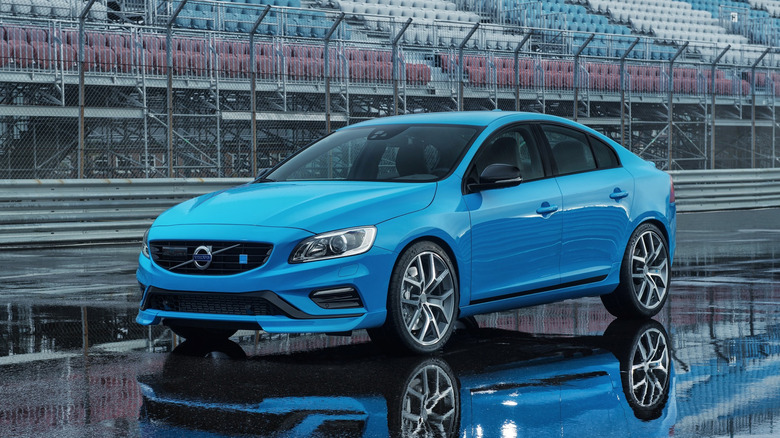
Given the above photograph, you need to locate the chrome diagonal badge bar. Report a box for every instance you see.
[171,244,241,271]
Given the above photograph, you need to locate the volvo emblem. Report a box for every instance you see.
[192,245,213,270]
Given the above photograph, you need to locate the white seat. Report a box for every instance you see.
[12,0,33,15]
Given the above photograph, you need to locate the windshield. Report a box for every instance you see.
[265,124,481,182]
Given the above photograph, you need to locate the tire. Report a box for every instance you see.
[603,319,671,421]
[602,223,671,319]
[166,323,236,342]
[369,241,459,355]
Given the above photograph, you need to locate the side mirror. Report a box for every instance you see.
[468,163,523,192]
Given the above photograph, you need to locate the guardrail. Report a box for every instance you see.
[1,170,778,247]
[669,168,780,212]
[0,178,248,247]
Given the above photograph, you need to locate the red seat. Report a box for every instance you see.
[257,56,274,78]
[191,53,207,76]
[10,40,34,68]
[466,66,486,87]
[501,68,517,88]
[370,62,392,83]
[307,58,324,79]
[0,41,10,68]
[86,32,107,47]
[106,34,127,49]
[605,73,620,91]
[94,46,116,71]
[61,44,77,70]
[173,51,189,74]
[349,61,366,81]
[5,26,26,42]
[562,71,574,88]
[116,48,134,73]
[31,41,52,69]
[27,28,47,44]
[520,68,534,87]
[346,49,365,62]
[545,70,565,88]
[175,38,204,53]
[142,49,165,74]
[219,54,241,78]
[377,50,392,63]
[589,73,606,91]
[258,43,273,57]
[142,35,164,51]
[214,40,232,56]
[232,42,249,55]
[287,56,306,79]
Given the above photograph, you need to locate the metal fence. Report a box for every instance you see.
[1,0,780,179]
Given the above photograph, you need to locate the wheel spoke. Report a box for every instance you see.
[428,269,450,293]
[415,257,426,290]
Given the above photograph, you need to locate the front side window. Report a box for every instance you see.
[265,124,480,182]
[468,124,545,183]
[542,124,597,175]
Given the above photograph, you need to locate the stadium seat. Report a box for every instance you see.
[116,48,134,73]
[31,41,52,69]
[93,46,116,71]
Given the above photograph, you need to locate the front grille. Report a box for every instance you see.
[144,289,283,316]
[150,240,273,275]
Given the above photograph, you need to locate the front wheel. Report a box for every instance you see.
[369,241,459,355]
[602,223,671,319]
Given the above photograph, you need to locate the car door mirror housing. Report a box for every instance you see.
[469,164,523,192]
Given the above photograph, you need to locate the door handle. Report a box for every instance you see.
[536,203,559,215]
[610,190,629,200]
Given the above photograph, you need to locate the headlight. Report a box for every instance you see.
[141,227,150,258]
[290,226,377,263]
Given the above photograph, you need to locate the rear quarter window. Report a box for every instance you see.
[589,136,620,169]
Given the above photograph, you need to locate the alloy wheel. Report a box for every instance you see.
[400,251,456,347]
[630,230,669,310]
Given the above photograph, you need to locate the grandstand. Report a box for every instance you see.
[1,0,779,179]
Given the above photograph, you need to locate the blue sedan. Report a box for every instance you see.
[137,111,676,354]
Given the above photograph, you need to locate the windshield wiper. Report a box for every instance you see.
[253,177,276,183]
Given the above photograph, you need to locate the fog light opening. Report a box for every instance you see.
[310,287,363,310]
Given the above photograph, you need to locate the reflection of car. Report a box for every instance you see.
[136,111,676,353]
[138,319,676,437]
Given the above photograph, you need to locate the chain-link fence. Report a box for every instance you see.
[2,0,780,179]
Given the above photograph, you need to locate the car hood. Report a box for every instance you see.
[153,181,437,233]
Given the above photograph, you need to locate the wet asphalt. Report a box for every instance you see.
[0,208,778,438]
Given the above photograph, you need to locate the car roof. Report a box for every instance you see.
[344,111,572,128]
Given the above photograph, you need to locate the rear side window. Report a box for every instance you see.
[589,136,620,169]
[541,125,597,175]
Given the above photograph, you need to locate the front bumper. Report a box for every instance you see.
[136,224,394,333]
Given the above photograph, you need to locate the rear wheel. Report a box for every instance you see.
[369,241,459,355]
[602,223,670,319]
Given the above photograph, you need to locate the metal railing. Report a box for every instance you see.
[1,169,778,246]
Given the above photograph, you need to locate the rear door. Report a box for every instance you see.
[540,124,634,285]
